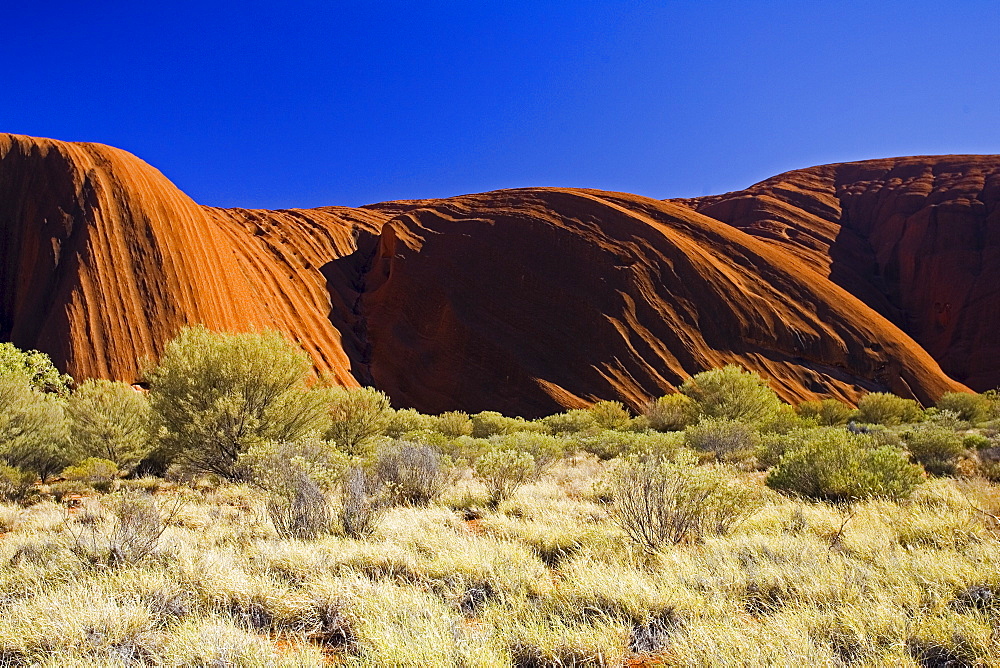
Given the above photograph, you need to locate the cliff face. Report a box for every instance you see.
[1,133,991,416]
[678,156,1000,392]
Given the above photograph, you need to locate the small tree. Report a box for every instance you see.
[323,386,393,455]
[0,374,71,480]
[147,326,329,479]
[67,379,153,474]
[0,342,72,394]
[681,365,782,424]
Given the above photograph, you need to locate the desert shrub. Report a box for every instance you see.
[796,398,854,426]
[964,433,993,451]
[323,386,393,455]
[66,379,153,473]
[588,400,631,430]
[66,491,175,567]
[434,411,473,438]
[936,392,993,424]
[267,470,335,539]
[680,365,783,424]
[340,467,384,538]
[474,449,535,506]
[61,457,120,493]
[0,342,72,394]
[384,408,434,438]
[0,463,35,503]
[489,431,566,472]
[0,373,71,480]
[373,441,452,506]
[903,425,967,476]
[855,392,924,426]
[757,427,836,470]
[608,454,762,550]
[685,417,759,460]
[643,393,697,431]
[574,429,683,461]
[243,436,349,493]
[147,326,329,480]
[541,409,596,434]
[470,411,513,438]
[767,430,923,502]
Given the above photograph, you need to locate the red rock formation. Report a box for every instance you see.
[677,156,1000,392]
[0,133,990,416]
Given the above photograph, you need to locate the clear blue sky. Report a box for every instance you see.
[3,1,998,208]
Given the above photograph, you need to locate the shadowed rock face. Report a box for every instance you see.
[1,133,992,416]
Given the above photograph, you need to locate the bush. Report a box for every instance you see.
[0,342,72,394]
[0,463,35,503]
[684,418,759,460]
[903,425,966,476]
[680,365,782,424]
[242,437,349,493]
[588,401,631,430]
[339,467,384,538]
[66,491,175,567]
[147,326,329,480]
[608,454,761,551]
[323,386,393,455]
[795,398,853,426]
[0,374,71,480]
[474,449,535,506]
[643,394,697,431]
[541,409,596,434]
[373,442,452,506]
[936,392,993,424]
[489,432,566,472]
[855,392,924,426]
[67,379,153,474]
[384,408,434,438]
[267,470,335,540]
[766,430,923,502]
[434,411,473,438]
[61,457,120,493]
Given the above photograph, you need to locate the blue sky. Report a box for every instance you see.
[3,1,998,208]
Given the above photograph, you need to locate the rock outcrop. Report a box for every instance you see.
[2,133,993,416]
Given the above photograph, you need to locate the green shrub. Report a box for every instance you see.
[323,386,393,455]
[854,392,924,426]
[489,432,566,472]
[67,379,153,474]
[242,436,349,493]
[643,394,697,431]
[588,400,631,430]
[936,392,993,424]
[147,326,329,480]
[434,411,473,438]
[61,457,120,493]
[795,398,853,426]
[0,374,71,480]
[903,425,966,476]
[680,365,782,424]
[470,411,514,438]
[0,463,36,503]
[541,409,596,434]
[963,433,993,451]
[608,454,762,550]
[474,449,535,505]
[383,408,434,438]
[684,418,759,460]
[766,430,923,502]
[0,342,72,394]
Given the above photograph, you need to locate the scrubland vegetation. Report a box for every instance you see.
[1,333,1000,666]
